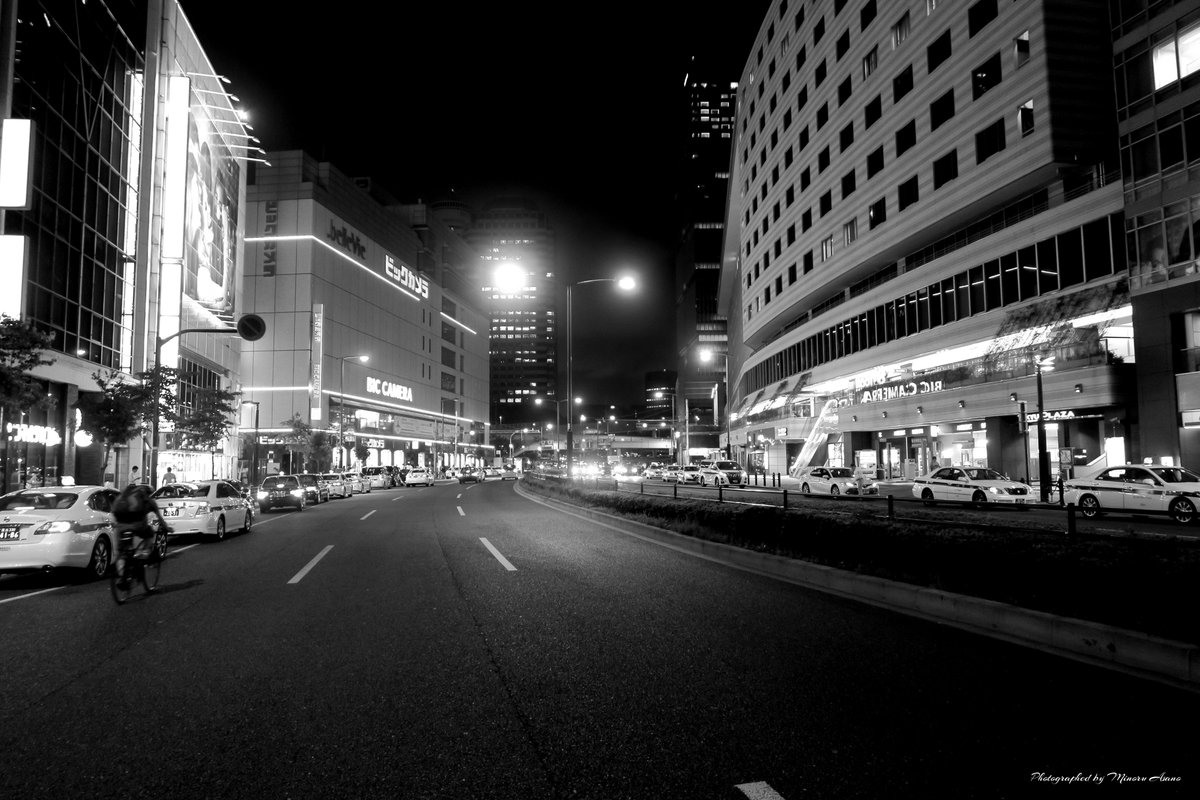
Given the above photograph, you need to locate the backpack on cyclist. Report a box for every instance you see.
[112,484,147,523]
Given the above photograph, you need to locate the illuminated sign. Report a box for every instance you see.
[858,380,944,404]
[6,423,61,446]
[385,255,430,299]
[362,438,386,449]
[1027,409,1102,423]
[310,304,324,420]
[327,220,366,258]
[262,200,277,277]
[366,376,413,402]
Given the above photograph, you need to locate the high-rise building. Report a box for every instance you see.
[674,58,738,460]
[720,0,1130,483]
[466,196,558,427]
[1108,2,1200,466]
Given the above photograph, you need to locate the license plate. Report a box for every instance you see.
[162,507,180,517]
[0,524,22,540]
[1015,498,1026,504]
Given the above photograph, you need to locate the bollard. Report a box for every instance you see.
[1057,477,1065,507]
[1066,502,1076,537]
[640,481,644,495]
[887,494,894,519]
[718,484,723,502]
[782,489,788,510]
[673,482,678,499]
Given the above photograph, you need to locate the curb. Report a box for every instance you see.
[515,482,1200,693]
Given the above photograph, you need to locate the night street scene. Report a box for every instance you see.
[3,1,1200,797]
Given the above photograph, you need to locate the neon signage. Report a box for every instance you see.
[858,380,944,404]
[385,255,429,299]
[366,376,413,402]
[6,423,61,446]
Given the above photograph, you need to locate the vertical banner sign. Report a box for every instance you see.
[310,304,324,421]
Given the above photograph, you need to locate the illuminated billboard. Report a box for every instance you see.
[183,109,240,323]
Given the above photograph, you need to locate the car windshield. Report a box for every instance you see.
[964,468,1007,481]
[1149,467,1200,483]
[154,483,209,499]
[321,474,340,480]
[829,468,854,478]
[0,491,80,511]
[713,462,739,470]
[262,477,292,489]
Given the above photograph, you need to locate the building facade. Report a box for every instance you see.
[240,152,490,476]
[466,196,558,427]
[1,1,249,490]
[721,0,1131,482]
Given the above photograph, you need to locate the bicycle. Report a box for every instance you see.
[110,522,169,604]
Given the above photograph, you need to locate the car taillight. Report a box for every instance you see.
[195,504,210,514]
[34,520,74,535]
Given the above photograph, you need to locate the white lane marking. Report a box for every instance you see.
[736,782,787,800]
[287,545,334,584]
[0,586,64,605]
[361,510,376,520]
[479,537,516,571]
[390,495,407,502]
[457,493,463,499]
[457,506,465,516]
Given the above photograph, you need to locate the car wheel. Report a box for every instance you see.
[1169,497,1197,524]
[213,517,226,541]
[831,485,840,496]
[972,490,988,505]
[1078,494,1102,518]
[801,483,811,494]
[85,536,112,580]
[241,510,253,533]
[921,488,937,507]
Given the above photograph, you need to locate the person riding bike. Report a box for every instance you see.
[111,483,168,578]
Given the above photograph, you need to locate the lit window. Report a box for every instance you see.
[821,235,835,260]
[843,218,858,245]
[892,11,910,49]
[1018,100,1035,136]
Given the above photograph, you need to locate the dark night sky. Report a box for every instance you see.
[183,2,772,409]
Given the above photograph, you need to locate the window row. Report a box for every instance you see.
[743,215,1123,394]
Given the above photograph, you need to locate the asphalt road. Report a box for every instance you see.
[1,479,1196,799]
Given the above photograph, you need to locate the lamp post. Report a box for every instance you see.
[654,390,678,462]
[1034,354,1055,502]
[508,428,529,460]
[565,276,636,477]
[241,400,260,486]
[699,348,731,459]
[337,354,369,468]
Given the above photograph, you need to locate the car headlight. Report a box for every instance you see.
[988,486,1003,494]
[34,520,74,534]
[256,491,268,499]
[291,489,304,497]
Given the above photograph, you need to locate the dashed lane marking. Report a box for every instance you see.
[457,506,465,516]
[287,545,334,584]
[361,510,376,520]
[735,782,787,800]
[479,537,516,571]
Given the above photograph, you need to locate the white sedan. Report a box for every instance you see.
[911,467,1031,506]
[0,485,121,579]
[800,467,879,496]
[1063,464,1200,524]
[321,473,349,498]
[153,480,252,540]
[404,468,435,487]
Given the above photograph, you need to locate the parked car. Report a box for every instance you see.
[1063,464,1200,524]
[296,473,328,504]
[321,473,349,499]
[678,464,703,484]
[342,472,365,494]
[361,466,391,490]
[911,466,1030,506]
[483,467,501,479]
[257,475,305,513]
[499,466,519,480]
[799,467,879,496]
[643,463,665,480]
[404,467,434,487]
[697,460,745,487]
[153,480,252,540]
[458,467,483,484]
[662,465,684,483]
[0,485,121,579]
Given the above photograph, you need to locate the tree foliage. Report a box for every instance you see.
[176,386,241,451]
[0,317,56,415]
[74,367,178,483]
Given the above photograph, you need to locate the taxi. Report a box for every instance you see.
[1063,464,1200,524]
[911,466,1030,506]
[0,485,120,579]
[153,480,253,540]
[800,466,879,496]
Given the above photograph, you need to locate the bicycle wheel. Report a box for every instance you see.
[110,554,134,604]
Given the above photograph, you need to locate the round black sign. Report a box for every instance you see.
[236,313,267,342]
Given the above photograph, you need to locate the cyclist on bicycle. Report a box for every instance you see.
[111,483,168,580]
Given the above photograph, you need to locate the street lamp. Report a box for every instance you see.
[241,400,260,487]
[337,354,369,468]
[508,428,529,460]
[699,348,731,460]
[566,275,636,477]
[1034,354,1055,502]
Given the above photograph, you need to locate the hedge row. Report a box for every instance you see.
[524,478,1200,645]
